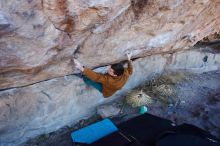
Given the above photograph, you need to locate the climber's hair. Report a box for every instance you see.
[111,63,124,76]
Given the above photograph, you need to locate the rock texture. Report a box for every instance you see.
[0,0,220,89]
[0,0,220,145]
[1,47,220,145]
[97,103,121,118]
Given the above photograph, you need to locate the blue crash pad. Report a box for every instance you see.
[71,118,118,144]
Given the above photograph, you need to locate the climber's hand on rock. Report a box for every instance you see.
[126,52,132,61]
[74,59,84,72]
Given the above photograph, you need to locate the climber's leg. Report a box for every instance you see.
[82,76,102,92]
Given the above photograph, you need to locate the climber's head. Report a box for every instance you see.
[108,63,124,77]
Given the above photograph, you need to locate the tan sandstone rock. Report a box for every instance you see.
[0,0,220,89]
[0,0,220,145]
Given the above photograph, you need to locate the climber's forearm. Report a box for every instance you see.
[82,67,107,84]
[127,60,133,75]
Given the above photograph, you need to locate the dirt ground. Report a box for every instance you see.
[22,70,220,146]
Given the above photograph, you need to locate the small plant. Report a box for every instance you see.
[126,90,153,107]
[153,84,176,97]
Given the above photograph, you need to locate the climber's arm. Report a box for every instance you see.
[126,52,133,75]
[73,58,107,84]
[83,67,108,84]
[127,60,133,75]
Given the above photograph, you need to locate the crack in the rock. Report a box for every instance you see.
[41,91,52,100]
[1,37,219,92]
[0,75,69,92]
[0,47,204,92]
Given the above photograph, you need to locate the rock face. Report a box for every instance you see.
[97,103,121,118]
[0,0,220,145]
[0,0,220,89]
[1,47,220,145]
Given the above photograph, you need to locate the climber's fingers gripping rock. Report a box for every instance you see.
[73,59,84,71]
[126,52,132,61]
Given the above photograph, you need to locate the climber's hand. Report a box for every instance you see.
[126,52,132,61]
[73,59,84,72]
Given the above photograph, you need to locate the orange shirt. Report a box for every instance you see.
[82,61,133,97]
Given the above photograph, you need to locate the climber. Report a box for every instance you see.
[73,52,133,98]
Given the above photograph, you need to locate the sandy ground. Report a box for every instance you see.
[22,70,220,146]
